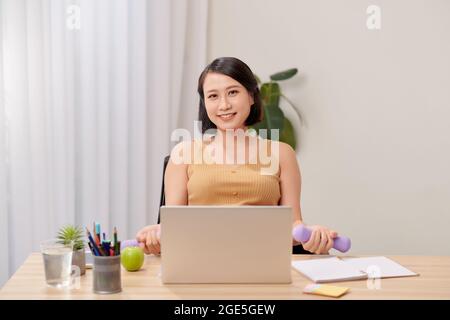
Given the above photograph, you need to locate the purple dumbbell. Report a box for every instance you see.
[121,239,140,251]
[292,224,351,253]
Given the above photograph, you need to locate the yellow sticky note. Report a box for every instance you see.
[303,284,350,298]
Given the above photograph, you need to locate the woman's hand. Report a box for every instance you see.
[301,225,338,254]
[136,224,161,255]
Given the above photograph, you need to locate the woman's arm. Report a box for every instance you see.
[278,142,337,254]
[164,143,189,205]
[278,142,304,244]
[136,141,189,254]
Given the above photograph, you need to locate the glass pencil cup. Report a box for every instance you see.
[92,255,122,294]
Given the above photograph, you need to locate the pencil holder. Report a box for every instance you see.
[92,255,122,294]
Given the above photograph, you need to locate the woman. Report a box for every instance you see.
[136,57,339,255]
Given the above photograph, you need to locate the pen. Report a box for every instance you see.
[97,245,106,256]
[88,242,97,256]
[102,241,111,256]
[113,227,118,255]
[113,227,117,244]
[96,223,101,245]
[92,222,99,246]
[86,228,101,256]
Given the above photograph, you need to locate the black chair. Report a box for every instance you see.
[157,155,310,254]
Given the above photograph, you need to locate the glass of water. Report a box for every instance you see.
[40,239,74,288]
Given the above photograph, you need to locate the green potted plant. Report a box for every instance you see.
[57,225,86,276]
[252,68,302,150]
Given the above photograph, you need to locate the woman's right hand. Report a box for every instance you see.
[301,224,337,254]
[136,224,161,255]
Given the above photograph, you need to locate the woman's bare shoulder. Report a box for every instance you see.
[169,139,209,165]
[258,138,295,156]
[169,140,193,165]
[275,140,297,166]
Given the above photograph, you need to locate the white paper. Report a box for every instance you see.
[292,256,419,283]
[291,257,368,283]
[341,256,418,278]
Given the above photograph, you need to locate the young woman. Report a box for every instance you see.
[136,57,339,255]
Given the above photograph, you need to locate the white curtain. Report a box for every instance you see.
[0,0,208,286]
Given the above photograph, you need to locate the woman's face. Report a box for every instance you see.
[203,72,254,132]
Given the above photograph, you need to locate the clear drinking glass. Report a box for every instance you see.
[40,239,74,288]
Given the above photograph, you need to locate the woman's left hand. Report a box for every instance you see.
[301,225,338,254]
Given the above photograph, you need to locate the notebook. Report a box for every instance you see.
[292,256,419,283]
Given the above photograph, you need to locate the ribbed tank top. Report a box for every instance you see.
[187,137,281,205]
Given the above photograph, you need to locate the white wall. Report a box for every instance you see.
[208,0,450,255]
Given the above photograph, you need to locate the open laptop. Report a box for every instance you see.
[160,205,293,284]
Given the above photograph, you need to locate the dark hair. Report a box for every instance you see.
[197,57,262,133]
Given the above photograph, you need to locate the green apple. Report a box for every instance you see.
[121,246,144,272]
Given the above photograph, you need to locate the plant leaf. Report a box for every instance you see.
[56,225,85,250]
[263,104,285,139]
[270,68,298,81]
[280,117,297,150]
[260,83,280,106]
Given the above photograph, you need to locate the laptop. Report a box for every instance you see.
[160,205,293,284]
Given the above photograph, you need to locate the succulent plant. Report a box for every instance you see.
[57,225,85,251]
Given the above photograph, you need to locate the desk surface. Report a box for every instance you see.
[1,253,449,299]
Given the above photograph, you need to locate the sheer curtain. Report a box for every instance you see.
[0,0,208,286]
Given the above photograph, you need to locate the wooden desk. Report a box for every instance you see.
[1,254,449,299]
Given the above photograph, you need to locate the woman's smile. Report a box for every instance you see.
[218,112,237,120]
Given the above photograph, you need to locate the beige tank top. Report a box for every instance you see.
[187,137,281,205]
